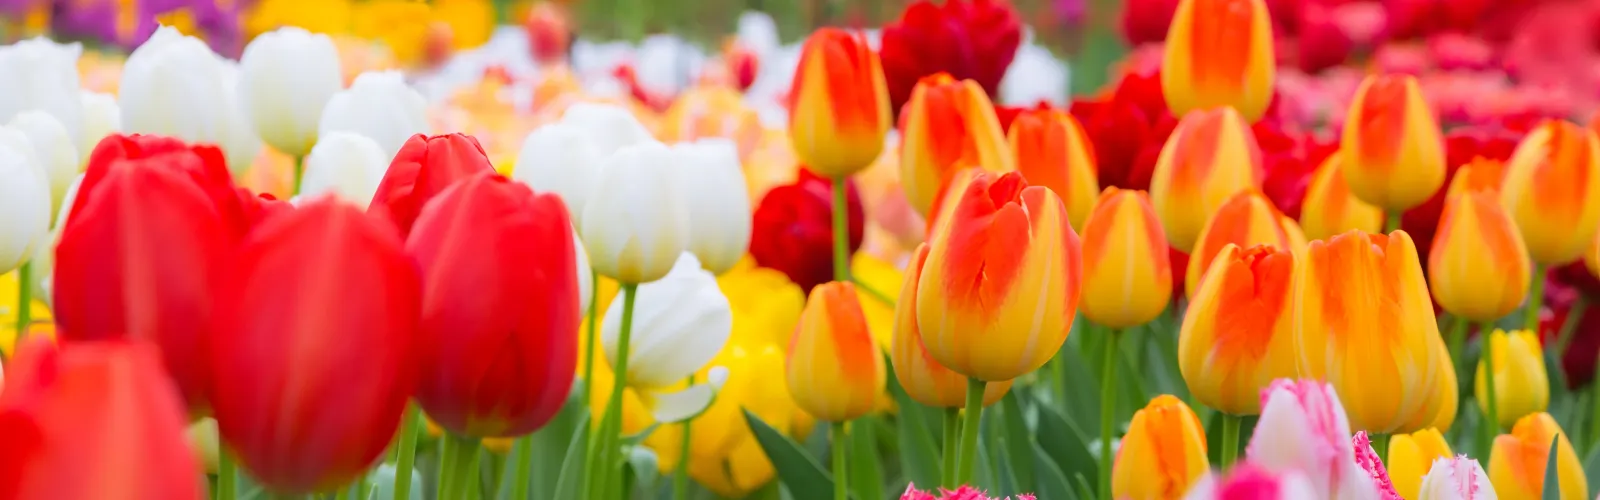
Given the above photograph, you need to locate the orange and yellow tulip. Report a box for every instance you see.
[1387,428,1453,500]
[1500,119,1600,265]
[1111,395,1210,500]
[1184,190,1305,297]
[1339,74,1446,213]
[786,281,886,422]
[1445,156,1507,198]
[1295,230,1444,434]
[899,73,1016,216]
[1080,187,1173,329]
[891,244,1012,408]
[1159,0,1276,121]
[1300,152,1383,241]
[917,172,1082,382]
[1007,108,1099,231]
[787,28,892,178]
[1177,244,1298,415]
[1429,190,1531,322]
[1488,413,1588,500]
[1476,329,1549,429]
[1420,335,1459,433]
[1151,107,1263,251]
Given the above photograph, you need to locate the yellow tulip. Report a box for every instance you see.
[1160,0,1275,121]
[1112,395,1209,500]
[1184,190,1305,298]
[1079,187,1173,329]
[1177,244,1298,415]
[0,268,53,358]
[788,28,892,178]
[716,259,804,349]
[1500,120,1600,265]
[1476,329,1550,429]
[1151,107,1263,251]
[1340,74,1447,213]
[1299,152,1383,241]
[1007,108,1100,231]
[787,282,886,422]
[1488,413,1588,500]
[1428,190,1531,322]
[899,74,1016,216]
[1388,428,1453,500]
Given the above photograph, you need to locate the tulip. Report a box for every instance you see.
[210,198,421,494]
[878,0,1021,117]
[1007,107,1100,231]
[1112,395,1210,500]
[899,73,1017,216]
[1427,189,1531,323]
[318,70,430,157]
[368,133,494,237]
[1488,413,1587,500]
[9,111,79,212]
[119,27,259,172]
[1500,120,1600,266]
[1387,428,1454,500]
[1160,0,1276,121]
[0,339,204,500]
[1150,107,1264,252]
[1181,463,1320,500]
[1475,329,1549,429]
[901,485,1035,500]
[0,143,49,274]
[1421,336,1460,433]
[1444,156,1506,199]
[214,63,265,174]
[787,28,891,178]
[1185,190,1305,297]
[891,244,1012,408]
[917,171,1082,382]
[1080,187,1172,328]
[1246,379,1381,499]
[1352,431,1404,499]
[1295,230,1445,434]
[298,131,388,205]
[0,37,85,149]
[77,91,120,161]
[787,281,886,422]
[239,26,343,157]
[1300,152,1384,241]
[555,102,656,158]
[749,171,865,292]
[72,134,251,240]
[601,252,732,422]
[1417,456,1496,500]
[1340,74,1447,214]
[582,141,690,284]
[511,122,604,228]
[673,139,752,274]
[1178,244,1298,415]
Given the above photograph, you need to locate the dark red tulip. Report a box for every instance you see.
[72,133,249,240]
[0,339,204,500]
[407,172,579,437]
[750,169,864,292]
[369,133,494,237]
[210,198,421,494]
[1120,0,1179,46]
[1070,68,1175,191]
[1255,122,1338,219]
[52,154,233,414]
[1543,266,1600,387]
[879,0,1021,118]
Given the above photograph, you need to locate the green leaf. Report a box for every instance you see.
[973,424,1000,493]
[551,414,591,500]
[1543,436,1563,500]
[848,417,884,500]
[888,385,941,490]
[1071,473,1095,500]
[743,408,835,500]
[999,393,1036,492]
[1035,404,1098,481]
[625,445,661,496]
[1584,440,1600,496]
[1055,334,1102,438]
[1031,443,1077,500]
[528,380,587,498]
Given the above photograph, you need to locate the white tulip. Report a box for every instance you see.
[299,131,388,205]
[1417,457,1496,500]
[217,62,263,174]
[671,139,750,274]
[511,122,604,228]
[239,27,343,158]
[318,71,429,158]
[602,252,731,423]
[119,27,234,157]
[78,91,120,158]
[558,102,653,155]
[574,228,593,313]
[8,111,78,213]
[0,37,84,151]
[0,144,51,274]
[1247,379,1380,500]
[580,140,689,284]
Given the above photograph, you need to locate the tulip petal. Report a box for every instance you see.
[648,366,730,424]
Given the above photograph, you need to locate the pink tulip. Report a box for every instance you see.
[1245,379,1380,499]
[1351,432,1403,500]
[1182,462,1319,499]
[899,484,1035,500]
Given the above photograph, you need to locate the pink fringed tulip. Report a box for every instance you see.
[1246,379,1381,499]
[1182,463,1320,499]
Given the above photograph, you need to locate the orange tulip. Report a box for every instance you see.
[786,281,885,422]
[1111,395,1210,500]
[1299,152,1383,241]
[917,172,1082,381]
[1184,190,1305,298]
[1446,156,1507,198]
[899,73,1016,216]
[1295,230,1444,434]
[1500,119,1600,265]
[788,28,891,178]
[890,244,1012,408]
[1488,413,1588,500]
[1429,190,1531,322]
[1007,108,1099,231]
[1080,187,1173,329]
[1151,107,1263,252]
[1159,0,1275,121]
[1177,244,1298,415]
[1339,74,1446,213]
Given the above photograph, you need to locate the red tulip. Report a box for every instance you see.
[749,169,864,292]
[369,133,495,237]
[0,339,204,500]
[210,198,421,494]
[1255,122,1339,220]
[71,133,250,240]
[1121,0,1180,46]
[879,0,1022,117]
[407,172,579,437]
[1070,68,1176,192]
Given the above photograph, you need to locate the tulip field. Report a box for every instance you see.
[7,0,1600,499]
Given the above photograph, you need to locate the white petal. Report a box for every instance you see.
[601,253,732,388]
[580,141,689,284]
[645,366,729,424]
[511,123,604,228]
[318,71,430,158]
[673,138,751,274]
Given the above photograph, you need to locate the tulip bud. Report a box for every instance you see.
[1181,463,1320,500]
[673,139,752,274]
[1160,0,1276,121]
[1178,244,1297,415]
[73,134,252,239]
[239,27,343,158]
[0,37,85,149]
[9,111,80,212]
[581,141,691,284]
[787,28,891,178]
[1429,191,1531,322]
[215,63,264,174]
[1387,428,1454,500]
[1007,108,1100,231]
[512,122,604,228]
[0,144,49,274]
[1112,395,1209,499]
[1417,456,1495,500]
[1300,152,1383,241]
[1080,187,1172,328]
[891,244,1012,408]
[602,253,732,423]
[787,281,886,422]
[369,133,494,237]
[119,28,258,171]
[917,172,1082,381]
[1339,74,1446,213]
[78,90,120,161]
[1185,190,1304,297]
[556,102,655,156]
[318,70,430,157]
[299,131,388,205]
[1151,107,1263,252]
[749,171,865,292]
[1475,329,1550,429]
[1445,156,1506,198]
[1246,379,1381,499]
[1488,413,1587,500]
[1500,120,1600,265]
[899,73,1017,216]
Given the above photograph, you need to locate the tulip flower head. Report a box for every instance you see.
[672,139,752,274]
[717,259,806,349]
[512,122,605,228]
[318,70,430,157]
[1499,120,1600,265]
[581,141,691,284]
[1429,189,1531,322]
[1151,107,1264,252]
[749,170,865,292]
[788,281,886,422]
[1246,379,1380,499]
[1113,395,1210,499]
[787,28,891,177]
[1007,107,1100,231]
[877,0,1022,117]
[119,27,259,173]
[602,253,732,423]
[78,90,120,158]
[1388,428,1454,500]
[1351,431,1403,499]
[1445,157,1507,198]
[0,37,85,149]
[1488,413,1587,500]
[298,131,388,205]
[1181,463,1321,500]
[1079,187,1173,329]
[238,26,343,157]
[1417,456,1495,500]
[1178,244,1298,415]
[9,111,79,210]
[1339,74,1447,213]
[1185,190,1305,297]
[891,244,1012,408]
[1160,0,1276,121]
[900,484,1036,500]
[0,143,49,274]
[1300,152,1384,241]
[899,73,1017,216]
[1475,329,1549,429]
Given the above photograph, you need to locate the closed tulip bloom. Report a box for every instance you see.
[556,102,655,157]
[1296,230,1444,434]
[1080,187,1172,328]
[1421,336,1460,433]
[298,131,388,205]
[369,133,494,236]
[1246,379,1381,499]
[511,122,604,228]
[749,171,865,292]
[917,172,1082,381]
[1160,0,1275,121]
[1417,457,1496,500]
[1007,108,1099,231]
[1340,74,1446,213]
[788,28,891,177]
[899,73,1017,215]
[77,91,120,160]
[0,144,49,274]
[1301,152,1384,241]
[9,111,79,211]
[673,139,752,274]
[0,340,204,500]
[1488,413,1587,500]
[1185,190,1305,297]
[72,134,251,239]
[1429,191,1531,322]
[1499,120,1600,265]
[1181,464,1320,500]
[1112,395,1210,500]
[239,27,343,157]
[582,141,690,284]
[1388,428,1454,500]
[1445,157,1507,199]
[787,281,886,422]
[119,28,258,171]
[602,253,733,422]
[1151,107,1264,251]
[210,199,421,494]
[1178,244,1298,415]
[318,71,430,157]
[0,37,84,147]
[891,244,1011,408]
[1475,330,1549,429]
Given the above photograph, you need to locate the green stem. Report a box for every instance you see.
[830,175,850,282]
[1373,433,1390,464]
[356,475,370,500]
[1556,296,1588,358]
[1484,323,1501,433]
[831,422,848,500]
[674,374,696,500]
[438,434,483,500]
[955,377,985,485]
[1526,263,1547,332]
[941,407,960,488]
[1384,212,1403,233]
[291,155,305,197]
[217,450,236,500]
[582,269,600,390]
[1219,414,1240,467]
[15,262,30,345]
[1589,379,1600,453]
[511,435,533,500]
[1448,314,1468,379]
[585,284,638,500]
[1098,329,1119,500]
[334,489,349,500]
[393,405,419,500]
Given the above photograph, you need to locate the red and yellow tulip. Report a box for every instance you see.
[1111,395,1210,500]
[1080,187,1172,329]
[1488,413,1588,500]
[1160,0,1276,121]
[1500,119,1600,265]
[1151,107,1263,252]
[1428,189,1531,322]
[788,28,892,178]
[1007,107,1099,231]
[899,73,1016,216]
[786,281,886,422]
[1299,152,1383,241]
[1178,244,1298,415]
[1339,74,1446,213]
[1185,190,1305,298]
[891,244,1012,408]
